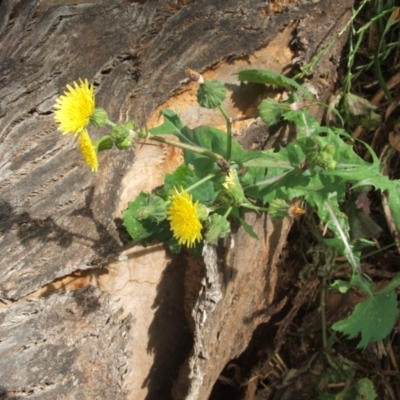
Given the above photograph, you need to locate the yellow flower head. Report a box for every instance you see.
[167,188,203,248]
[78,130,98,172]
[54,79,95,135]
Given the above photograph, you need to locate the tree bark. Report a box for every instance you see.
[0,0,353,399]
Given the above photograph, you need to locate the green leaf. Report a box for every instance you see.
[283,109,322,138]
[179,125,247,177]
[197,80,227,109]
[354,378,377,400]
[237,69,312,98]
[149,109,184,136]
[164,164,216,204]
[123,193,171,243]
[331,279,400,348]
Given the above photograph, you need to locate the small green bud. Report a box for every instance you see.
[111,123,134,150]
[116,136,133,150]
[90,108,108,128]
[269,199,290,221]
[94,135,114,152]
[196,203,209,221]
[205,214,231,243]
[269,199,306,221]
[323,144,336,156]
[222,169,245,205]
[134,195,167,222]
[316,150,337,170]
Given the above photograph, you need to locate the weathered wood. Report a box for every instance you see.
[0,285,131,399]
[0,0,342,300]
[0,0,354,399]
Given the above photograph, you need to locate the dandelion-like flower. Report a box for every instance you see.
[78,130,98,172]
[167,188,203,247]
[54,79,95,135]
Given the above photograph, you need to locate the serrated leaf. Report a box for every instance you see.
[197,80,226,109]
[354,378,377,400]
[123,193,171,243]
[283,109,322,137]
[237,69,312,98]
[331,284,400,349]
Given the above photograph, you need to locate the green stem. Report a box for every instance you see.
[164,174,216,206]
[223,206,233,219]
[218,105,232,161]
[295,0,369,81]
[105,118,116,127]
[240,201,269,212]
[186,173,216,193]
[148,135,225,163]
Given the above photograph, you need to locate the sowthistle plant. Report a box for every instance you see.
[54,65,400,361]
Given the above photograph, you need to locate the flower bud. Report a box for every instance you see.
[316,146,337,170]
[205,214,231,243]
[196,203,209,221]
[94,135,114,152]
[269,199,306,221]
[111,123,134,150]
[90,108,108,128]
[222,169,246,205]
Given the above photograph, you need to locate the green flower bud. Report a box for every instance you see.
[269,199,306,221]
[111,123,134,150]
[90,108,108,128]
[134,195,167,222]
[323,144,336,156]
[205,214,231,243]
[116,136,133,150]
[222,169,245,205]
[316,150,337,170]
[94,135,114,152]
[196,203,209,221]
[269,199,290,221]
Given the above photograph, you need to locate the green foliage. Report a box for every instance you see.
[332,274,400,349]
[317,377,377,400]
[197,80,227,109]
[123,192,171,243]
[258,97,289,125]
[122,66,400,353]
[237,69,312,98]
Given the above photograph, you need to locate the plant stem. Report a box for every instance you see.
[148,135,225,163]
[223,206,233,218]
[105,118,116,127]
[218,105,232,161]
[186,173,216,193]
[164,174,216,207]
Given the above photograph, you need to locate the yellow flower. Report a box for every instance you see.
[78,130,98,172]
[54,79,95,135]
[167,188,203,247]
